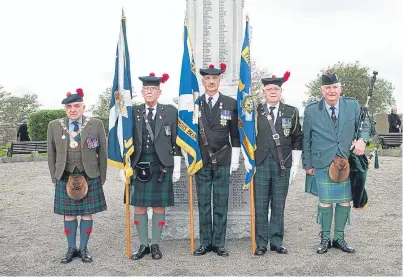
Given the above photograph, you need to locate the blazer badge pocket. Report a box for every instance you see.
[87,136,99,149]
[164,126,171,136]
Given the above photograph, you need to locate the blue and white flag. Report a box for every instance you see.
[176,23,203,175]
[237,16,256,189]
[108,10,134,183]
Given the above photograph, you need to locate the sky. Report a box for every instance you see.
[0,0,401,115]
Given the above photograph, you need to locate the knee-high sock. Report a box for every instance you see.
[334,204,351,241]
[151,212,165,244]
[317,205,333,240]
[79,219,93,250]
[134,213,149,246]
[64,219,78,249]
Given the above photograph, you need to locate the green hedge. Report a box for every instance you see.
[27,110,109,141]
[27,110,66,141]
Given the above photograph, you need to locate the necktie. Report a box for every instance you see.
[147,108,154,122]
[72,121,80,141]
[208,97,213,110]
[269,106,276,121]
[330,106,337,124]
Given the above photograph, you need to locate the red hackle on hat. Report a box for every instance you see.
[220,63,227,71]
[208,64,215,69]
[149,72,155,77]
[283,71,291,82]
[327,71,331,75]
[161,73,169,83]
[272,75,276,78]
[66,92,72,97]
[76,88,84,97]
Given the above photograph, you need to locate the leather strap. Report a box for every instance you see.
[264,105,286,176]
[142,111,155,143]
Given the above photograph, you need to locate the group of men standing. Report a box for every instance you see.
[47,65,369,263]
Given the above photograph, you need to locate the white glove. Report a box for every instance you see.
[173,156,182,183]
[181,149,189,168]
[241,146,252,173]
[230,147,241,175]
[117,169,126,182]
[289,150,302,184]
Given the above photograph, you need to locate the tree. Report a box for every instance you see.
[0,86,40,125]
[303,61,395,115]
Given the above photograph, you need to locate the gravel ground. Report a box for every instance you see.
[0,157,401,276]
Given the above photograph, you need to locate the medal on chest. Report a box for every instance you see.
[70,140,79,149]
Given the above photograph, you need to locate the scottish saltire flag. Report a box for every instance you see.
[176,23,203,175]
[237,16,256,189]
[108,10,134,183]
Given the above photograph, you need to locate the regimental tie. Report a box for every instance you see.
[72,121,81,141]
[208,97,213,110]
[269,106,276,121]
[330,106,337,124]
[147,107,154,122]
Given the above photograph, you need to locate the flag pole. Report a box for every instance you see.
[188,175,195,254]
[250,178,256,254]
[125,178,131,257]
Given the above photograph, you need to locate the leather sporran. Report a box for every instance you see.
[329,157,350,183]
[135,162,153,182]
[66,176,88,200]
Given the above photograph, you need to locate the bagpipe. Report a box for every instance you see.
[349,70,379,209]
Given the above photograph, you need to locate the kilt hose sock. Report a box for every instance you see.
[64,219,78,249]
[151,212,165,244]
[79,219,93,249]
[317,205,333,240]
[134,213,149,246]
[334,204,351,241]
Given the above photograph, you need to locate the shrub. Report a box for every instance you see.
[27,110,66,141]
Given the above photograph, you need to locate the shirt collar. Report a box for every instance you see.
[146,103,158,111]
[266,101,280,111]
[324,100,339,111]
[69,116,83,126]
[206,92,220,102]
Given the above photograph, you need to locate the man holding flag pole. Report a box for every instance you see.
[107,9,134,258]
[176,21,204,254]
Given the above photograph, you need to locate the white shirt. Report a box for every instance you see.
[206,92,220,108]
[145,103,157,120]
[266,102,280,124]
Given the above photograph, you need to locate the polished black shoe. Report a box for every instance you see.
[332,239,355,253]
[213,247,229,257]
[78,247,92,263]
[61,248,78,264]
[316,239,331,254]
[130,245,151,260]
[193,245,212,256]
[150,244,162,260]
[270,245,288,254]
[254,246,267,256]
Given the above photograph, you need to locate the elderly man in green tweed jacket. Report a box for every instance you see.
[303,72,370,254]
[47,88,107,263]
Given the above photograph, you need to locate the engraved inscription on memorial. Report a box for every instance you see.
[218,0,229,67]
[202,0,212,68]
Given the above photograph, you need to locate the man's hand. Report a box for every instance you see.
[305,168,314,175]
[102,181,105,186]
[230,163,240,175]
[230,147,241,175]
[173,156,182,182]
[53,183,56,188]
[289,165,299,184]
[173,171,181,183]
[350,139,366,156]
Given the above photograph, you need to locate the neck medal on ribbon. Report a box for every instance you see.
[59,117,90,148]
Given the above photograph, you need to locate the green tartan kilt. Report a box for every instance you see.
[130,155,174,207]
[54,171,107,216]
[315,167,352,204]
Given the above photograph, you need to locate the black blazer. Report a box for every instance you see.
[255,102,302,167]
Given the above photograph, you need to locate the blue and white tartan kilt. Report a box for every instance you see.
[315,167,352,204]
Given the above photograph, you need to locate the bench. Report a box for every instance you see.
[373,133,402,149]
[7,141,47,157]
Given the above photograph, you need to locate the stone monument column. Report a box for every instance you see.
[159,0,251,242]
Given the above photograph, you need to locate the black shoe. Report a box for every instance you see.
[270,245,288,254]
[193,245,212,256]
[150,244,162,260]
[61,248,78,264]
[213,247,229,257]
[130,245,151,260]
[78,247,92,263]
[316,239,331,254]
[332,239,355,253]
[254,246,267,256]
